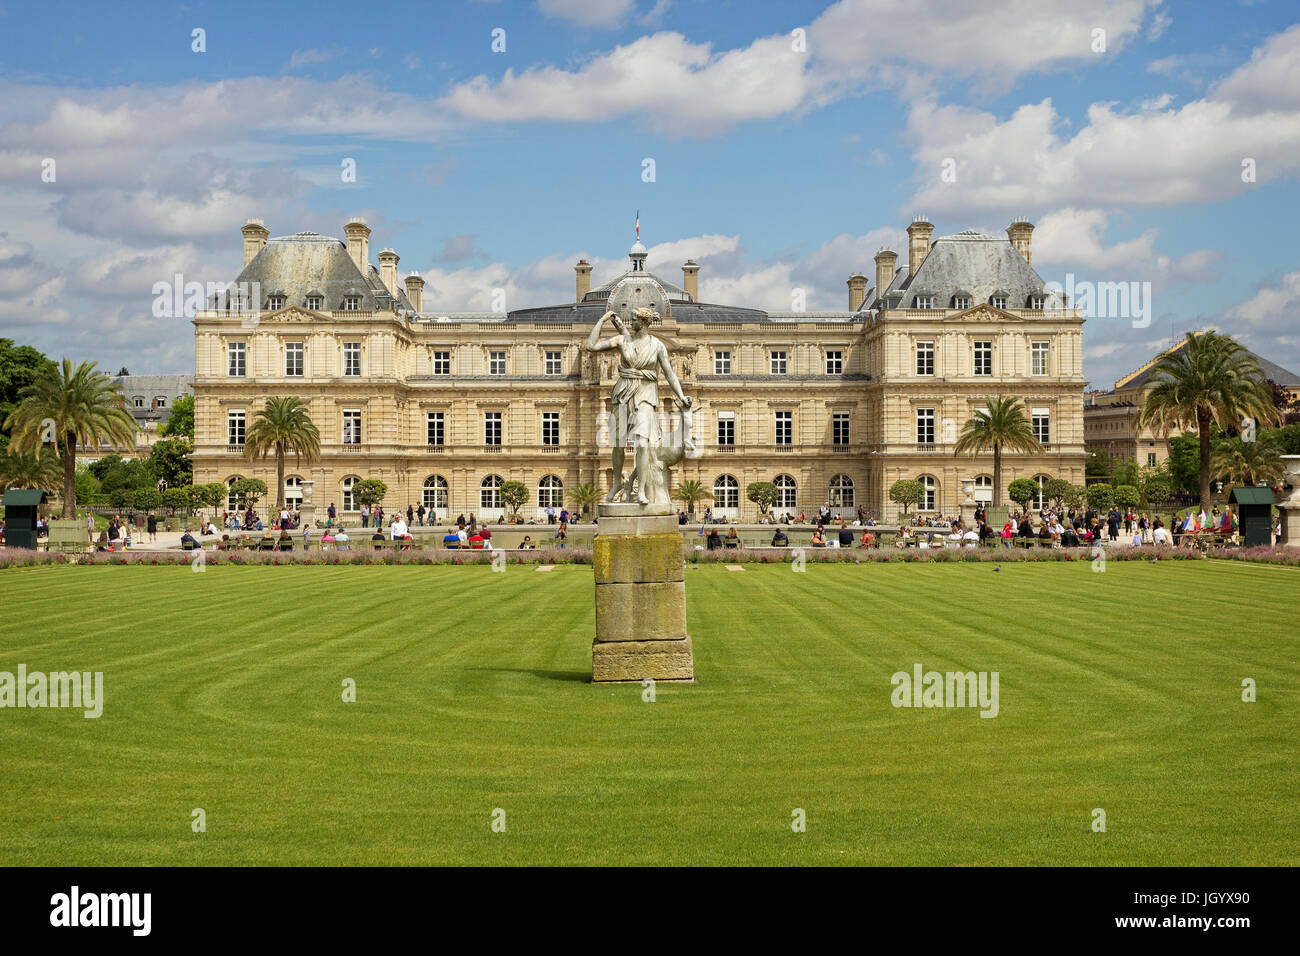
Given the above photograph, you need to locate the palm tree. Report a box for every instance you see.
[0,445,63,493]
[1211,435,1283,492]
[244,396,321,509]
[673,479,713,515]
[567,481,601,516]
[952,396,1042,508]
[4,359,136,518]
[1138,331,1277,512]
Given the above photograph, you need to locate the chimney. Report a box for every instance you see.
[1007,217,1034,266]
[343,217,371,274]
[241,219,269,268]
[682,260,699,302]
[378,248,399,296]
[847,272,867,311]
[404,272,425,313]
[575,259,592,301]
[874,248,898,307]
[907,215,933,278]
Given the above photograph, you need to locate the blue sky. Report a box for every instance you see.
[1,0,1298,384]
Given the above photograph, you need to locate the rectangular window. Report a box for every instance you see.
[542,411,559,446]
[489,351,506,376]
[343,343,360,377]
[770,351,787,375]
[914,295,933,309]
[343,296,361,311]
[990,295,1007,309]
[1148,453,1157,467]
[825,350,843,375]
[714,351,731,375]
[973,340,992,376]
[227,341,245,377]
[1031,342,1049,376]
[431,350,450,375]
[774,410,793,446]
[916,408,935,444]
[1032,409,1050,445]
[484,411,502,445]
[133,397,144,408]
[544,350,563,376]
[953,296,971,310]
[426,412,444,446]
[267,295,285,311]
[227,410,245,446]
[156,397,167,409]
[832,412,850,446]
[1029,295,1045,310]
[916,341,934,376]
[285,342,303,377]
[306,296,323,311]
[342,409,362,445]
[717,410,735,446]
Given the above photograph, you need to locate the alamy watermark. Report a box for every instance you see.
[152,274,262,327]
[1,665,103,718]
[890,663,999,718]
[1044,273,1152,328]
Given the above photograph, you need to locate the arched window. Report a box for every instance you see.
[480,474,503,510]
[1032,474,1051,511]
[538,475,564,509]
[713,474,739,512]
[774,474,797,510]
[341,476,358,512]
[226,476,243,512]
[918,475,938,512]
[829,474,854,507]
[974,475,993,504]
[423,475,448,511]
[285,476,303,510]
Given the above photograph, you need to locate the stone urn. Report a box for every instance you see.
[1282,456,1300,504]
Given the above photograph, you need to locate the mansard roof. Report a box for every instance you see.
[233,232,414,313]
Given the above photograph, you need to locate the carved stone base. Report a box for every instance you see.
[1280,503,1300,547]
[592,504,694,682]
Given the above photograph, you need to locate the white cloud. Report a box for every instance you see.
[1223,271,1300,359]
[285,49,336,70]
[1033,208,1220,287]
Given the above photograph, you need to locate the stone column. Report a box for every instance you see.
[591,503,694,682]
[1279,456,1300,546]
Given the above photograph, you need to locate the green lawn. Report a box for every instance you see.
[0,561,1296,866]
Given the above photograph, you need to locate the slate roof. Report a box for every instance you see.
[861,230,1064,312]
[231,232,414,313]
[1116,338,1300,390]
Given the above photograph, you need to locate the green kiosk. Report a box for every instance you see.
[2,489,48,550]
[1228,486,1275,547]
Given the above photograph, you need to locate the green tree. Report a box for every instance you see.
[161,486,190,515]
[229,477,268,510]
[1138,330,1278,512]
[1063,483,1088,510]
[499,479,529,519]
[1086,482,1115,511]
[109,488,136,511]
[746,481,779,517]
[244,396,320,509]
[133,486,163,513]
[148,437,193,488]
[1111,458,1141,489]
[0,445,62,493]
[1210,435,1284,490]
[888,478,923,517]
[567,481,601,516]
[1113,484,1141,510]
[1141,475,1172,508]
[1044,477,1072,510]
[1265,423,1300,456]
[0,338,57,442]
[197,482,227,515]
[74,465,104,505]
[953,396,1042,508]
[3,359,137,518]
[1007,477,1038,513]
[351,478,388,510]
[1086,449,1112,480]
[157,393,194,438]
[673,479,712,515]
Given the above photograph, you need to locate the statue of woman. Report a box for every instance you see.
[584,306,692,506]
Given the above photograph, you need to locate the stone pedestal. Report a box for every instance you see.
[591,503,694,682]
[1280,502,1300,547]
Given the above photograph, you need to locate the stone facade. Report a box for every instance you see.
[192,216,1086,521]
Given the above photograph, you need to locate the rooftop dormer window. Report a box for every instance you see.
[1028,294,1045,310]
[990,294,1008,310]
[267,295,285,311]
[914,295,934,310]
[306,296,323,311]
[952,294,971,310]
[343,296,361,311]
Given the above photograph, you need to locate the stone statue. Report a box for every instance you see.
[585,304,694,507]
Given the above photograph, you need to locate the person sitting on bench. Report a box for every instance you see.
[180,531,198,550]
[771,527,789,547]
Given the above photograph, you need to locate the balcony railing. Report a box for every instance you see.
[225,444,244,453]
[916,443,938,452]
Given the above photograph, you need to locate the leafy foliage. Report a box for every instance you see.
[746,481,779,516]
[953,396,1042,507]
[888,478,923,515]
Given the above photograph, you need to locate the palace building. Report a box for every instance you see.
[191,215,1086,521]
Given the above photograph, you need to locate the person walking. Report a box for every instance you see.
[146,513,157,543]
